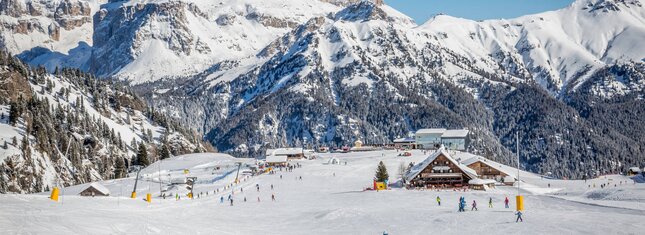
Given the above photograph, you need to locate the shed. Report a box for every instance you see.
[79,183,110,197]
[628,167,642,176]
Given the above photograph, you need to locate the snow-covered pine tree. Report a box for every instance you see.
[374,161,389,182]
[160,144,170,160]
[137,142,149,166]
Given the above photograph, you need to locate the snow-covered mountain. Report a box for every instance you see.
[1,0,644,179]
[0,52,206,193]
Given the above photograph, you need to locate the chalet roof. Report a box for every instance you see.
[265,155,288,163]
[416,128,447,135]
[405,149,477,180]
[81,182,110,195]
[629,167,642,172]
[458,152,517,179]
[266,148,303,156]
[441,129,469,138]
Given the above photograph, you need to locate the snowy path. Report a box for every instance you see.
[1,150,644,234]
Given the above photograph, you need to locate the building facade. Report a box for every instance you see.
[405,150,477,188]
[415,129,446,149]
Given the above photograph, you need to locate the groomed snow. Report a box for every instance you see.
[1,150,644,234]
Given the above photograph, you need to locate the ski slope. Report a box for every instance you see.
[1,150,644,234]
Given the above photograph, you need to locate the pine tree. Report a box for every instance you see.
[21,135,30,157]
[137,142,149,166]
[160,144,170,160]
[9,103,20,126]
[374,161,389,182]
[114,157,126,178]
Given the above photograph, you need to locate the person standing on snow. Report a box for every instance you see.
[220,196,224,203]
[471,200,478,211]
[515,211,523,222]
[489,197,493,208]
[436,196,441,206]
[271,193,276,202]
[230,198,234,206]
[504,197,510,208]
[271,184,274,190]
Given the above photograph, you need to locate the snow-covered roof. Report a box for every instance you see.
[405,149,477,180]
[416,128,447,135]
[393,137,415,143]
[81,183,110,195]
[265,155,288,163]
[629,167,642,172]
[441,129,469,138]
[458,152,518,179]
[266,148,303,156]
[468,179,497,185]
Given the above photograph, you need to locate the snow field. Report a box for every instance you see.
[1,150,644,234]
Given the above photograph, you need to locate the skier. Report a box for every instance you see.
[504,197,510,208]
[471,200,478,211]
[244,197,247,202]
[515,211,523,222]
[280,175,283,179]
[257,197,261,202]
[272,193,276,202]
[220,196,224,203]
[271,184,274,190]
[489,197,493,208]
[299,176,302,180]
[230,198,234,206]
[436,196,441,206]
[256,184,260,192]
[176,194,179,201]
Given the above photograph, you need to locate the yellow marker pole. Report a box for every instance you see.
[146,193,152,203]
[131,191,137,199]
[50,187,60,202]
[516,195,524,211]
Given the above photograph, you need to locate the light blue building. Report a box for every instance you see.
[441,129,470,151]
[415,128,446,149]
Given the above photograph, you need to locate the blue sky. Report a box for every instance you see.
[385,0,575,23]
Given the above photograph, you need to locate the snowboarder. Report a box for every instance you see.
[515,211,523,222]
[471,200,478,211]
[489,197,493,208]
[436,196,441,206]
[504,197,510,208]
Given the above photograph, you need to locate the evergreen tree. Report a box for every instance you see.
[9,103,20,126]
[21,136,30,157]
[114,157,126,178]
[374,161,389,182]
[160,144,170,160]
[137,143,149,166]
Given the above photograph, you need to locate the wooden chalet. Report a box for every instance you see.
[405,149,478,188]
[459,154,517,186]
[79,183,110,197]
